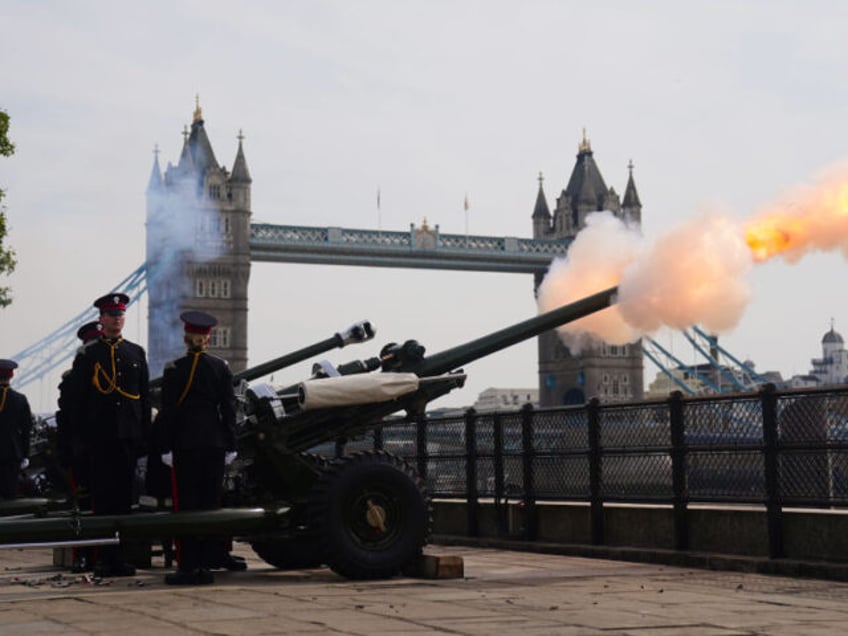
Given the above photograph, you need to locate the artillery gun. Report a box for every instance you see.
[0,287,618,580]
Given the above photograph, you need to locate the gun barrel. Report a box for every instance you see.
[0,508,292,547]
[233,335,346,384]
[415,286,618,377]
[149,320,375,389]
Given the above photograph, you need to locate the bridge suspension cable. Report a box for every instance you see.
[644,328,777,396]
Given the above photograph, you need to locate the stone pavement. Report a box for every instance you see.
[0,542,847,635]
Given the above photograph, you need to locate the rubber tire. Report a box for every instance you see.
[309,450,431,580]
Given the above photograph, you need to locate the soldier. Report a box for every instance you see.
[158,311,237,585]
[57,321,102,488]
[0,360,33,499]
[55,320,102,573]
[64,293,151,578]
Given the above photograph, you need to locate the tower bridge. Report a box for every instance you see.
[9,104,767,409]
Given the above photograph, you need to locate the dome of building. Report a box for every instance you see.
[823,327,844,345]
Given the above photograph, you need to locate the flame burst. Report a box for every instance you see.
[744,169,848,263]
[744,222,793,262]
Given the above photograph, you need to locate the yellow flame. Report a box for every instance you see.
[744,219,793,262]
[744,175,848,262]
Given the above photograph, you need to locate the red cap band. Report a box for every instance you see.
[184,323,213,335]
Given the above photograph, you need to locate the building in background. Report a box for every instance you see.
[787,323,848,388]
[532,132,644,406]
[472,387,539,412]
[644,362,783,398]
[143,111,645,402]
[145,100,252,376]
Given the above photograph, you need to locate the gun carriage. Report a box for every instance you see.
[0,287,617,580]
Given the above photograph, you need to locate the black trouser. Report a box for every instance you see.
[68,462,92,568]
[0,461,19,499]
[89,439,136,566]
[172,447,225,572]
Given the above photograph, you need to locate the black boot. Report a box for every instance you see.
[218,554,247,571]
[70,554,91,574]
[165,569,196,585]
[165,568,215,585]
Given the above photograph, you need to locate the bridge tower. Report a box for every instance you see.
[145,100,252,376]
[533,131,644,406]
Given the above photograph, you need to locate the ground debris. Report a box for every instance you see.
[4,571,130,588]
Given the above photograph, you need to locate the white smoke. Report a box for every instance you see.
[537,210,755,351]
[619,213,753,333]
[536,211,644,353]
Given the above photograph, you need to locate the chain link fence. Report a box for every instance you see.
[344,384,848,510]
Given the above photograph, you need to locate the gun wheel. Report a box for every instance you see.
[308,450,431,580]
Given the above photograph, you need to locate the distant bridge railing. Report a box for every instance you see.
[334,383,848,558]
[249,223,571,272]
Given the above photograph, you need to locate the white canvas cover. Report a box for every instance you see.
[297,373,420,410]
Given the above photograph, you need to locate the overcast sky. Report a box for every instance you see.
[3,1,848,413]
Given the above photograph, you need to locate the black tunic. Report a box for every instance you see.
[0,386,33,498]
[159,352,236,454]
[64,337,151,515]
[66,337,151,451]
[159,351,236,572]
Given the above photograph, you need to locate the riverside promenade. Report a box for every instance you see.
[0,543,846,635]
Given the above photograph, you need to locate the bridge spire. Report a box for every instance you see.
[532,171,551,225]
[622,158,642,211]
[146,144,163,192]
[578,127,592,154]
[231,129,252,184]
[193,94,203,123]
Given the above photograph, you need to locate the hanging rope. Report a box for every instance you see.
[92,338,141,399]
[176,351,204,406]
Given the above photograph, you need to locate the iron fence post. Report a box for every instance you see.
[521,402,537,540]
[668,390,688,550]
[493,413,506,537]
[416,413,428,483]
[587,397,604,545]
[464,408,479,537]
[761,383,784,559]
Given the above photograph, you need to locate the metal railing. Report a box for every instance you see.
[337,383,848,557]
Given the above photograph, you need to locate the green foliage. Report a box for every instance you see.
[0,109,18,307]
[0,111,14,157]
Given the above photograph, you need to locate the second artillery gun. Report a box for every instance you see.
[0,287,618,580]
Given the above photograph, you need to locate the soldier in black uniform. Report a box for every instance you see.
[64,293,151,578]
[57,321,102,491]
[158,311,237,585]
[56,320,102,573]
[0,360,33,499]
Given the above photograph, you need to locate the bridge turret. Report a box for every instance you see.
[146,101,252,377]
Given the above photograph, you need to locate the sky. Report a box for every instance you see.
[2,0,848,413]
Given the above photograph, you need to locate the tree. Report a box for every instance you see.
[0,109,17,307]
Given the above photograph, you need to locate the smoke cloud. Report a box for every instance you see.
[536,211,644,353]
[538,163,848,352]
